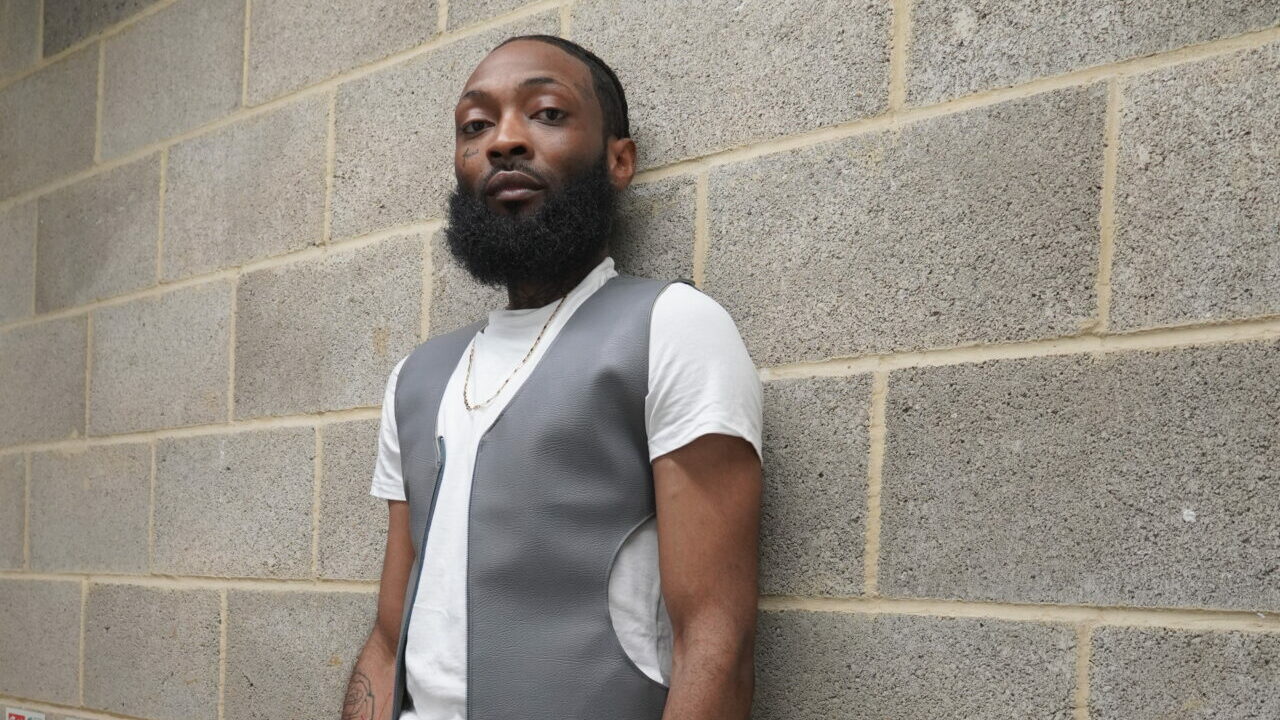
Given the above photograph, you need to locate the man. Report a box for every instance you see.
[345,34,762,720]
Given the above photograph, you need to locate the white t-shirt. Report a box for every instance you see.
[369,255,762,720]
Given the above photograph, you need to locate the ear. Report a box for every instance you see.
[605,136,637,191]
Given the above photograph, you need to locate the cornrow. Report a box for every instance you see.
[494,34,631,141]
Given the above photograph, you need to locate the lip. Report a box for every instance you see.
[492,186,543,202]
[485,170,545,202]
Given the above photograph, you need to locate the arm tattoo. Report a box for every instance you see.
[343,670,377,720]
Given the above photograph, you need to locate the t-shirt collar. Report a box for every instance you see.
[484,255,617,333]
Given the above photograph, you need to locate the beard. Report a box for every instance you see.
[444,152,617,289]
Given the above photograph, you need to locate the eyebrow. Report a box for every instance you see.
[458,76,575,103]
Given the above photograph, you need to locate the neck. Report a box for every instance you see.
[505,249,608,310]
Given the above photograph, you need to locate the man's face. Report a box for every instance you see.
[445,39,633,288]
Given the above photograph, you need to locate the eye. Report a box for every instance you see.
[459,119,489,134]
[534,107,566,122]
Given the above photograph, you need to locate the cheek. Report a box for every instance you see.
[456,149,485,187]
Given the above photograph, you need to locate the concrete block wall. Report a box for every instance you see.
[0,1,1276,718]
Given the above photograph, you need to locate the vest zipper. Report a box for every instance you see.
[394,434,447,716]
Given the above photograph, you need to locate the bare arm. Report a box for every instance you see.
[654,432,762,720]
[344,499,415,720]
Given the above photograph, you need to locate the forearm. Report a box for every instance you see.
[343,630,398,720]
[660,628,754,720]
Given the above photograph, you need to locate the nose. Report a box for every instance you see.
[487,110,530,162]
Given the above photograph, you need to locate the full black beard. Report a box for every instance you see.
[444,154,616,288]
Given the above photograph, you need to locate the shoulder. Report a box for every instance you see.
[648,282,757,389]
[396,320,483,380]
[643,281,762,462]
[651,281,748,350]
[653,281,736,326]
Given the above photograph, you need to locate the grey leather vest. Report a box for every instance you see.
[389,272,692,720]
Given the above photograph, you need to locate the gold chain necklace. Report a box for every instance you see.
[463,293,568,411]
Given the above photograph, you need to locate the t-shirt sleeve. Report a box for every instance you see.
[369,354,410,501]
[646,282,763,463]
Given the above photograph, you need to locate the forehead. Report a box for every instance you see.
[458,39,595,103]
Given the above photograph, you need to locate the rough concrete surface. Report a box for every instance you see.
[879,340,1280,611]
[29,443,150,573]
[758,375,870,596]
[1111,40,1280,330]
[163,94,329,280]
[83,583,221,720]
[89,281,231,434]
[36,155,159,311]
[754,609,1076,719]
[153,427,315,578]
[706,85,1104,365]
[234,232,423,418]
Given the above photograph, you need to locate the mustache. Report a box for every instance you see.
[480,163,549,193]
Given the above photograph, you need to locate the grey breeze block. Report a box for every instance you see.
[878,339,1280,611]
[154,426,315,578]
[1110,40,1280,331]
[706,84,1104,366]
[753,609,1076,720]
[83,583,221,720]
[907,0,1280,104]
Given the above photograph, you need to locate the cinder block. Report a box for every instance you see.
[89,282,231,434]
[319,419,387,580]
[754,610,1076,719]
[573,0,891,170]
[41,0,161,56]
[29,444,150,573]
[235,233,423,418]
[908,0,1280,104]
[0,0,40,75]
[0,454,24,569]
[163,95,328,280]
[0,315,85,445]
[0,579,81,704]
[427,226,506,337]
[447,0,531,28]
[100,0,243,159]
[36,154,159,311]
[331,13,558,239]
[706,85,1104,366]
[225,589,377,720]
[611,176,696,282]
[83,583,220,720]
[154,427,314,578]
[758,376,870,596]
[247,0,438,104]
[0,201,35,323]
[1091,626,1280,719]
[879,339,1280,610]
[1111,41,1280,330]
[0,46,96,198]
